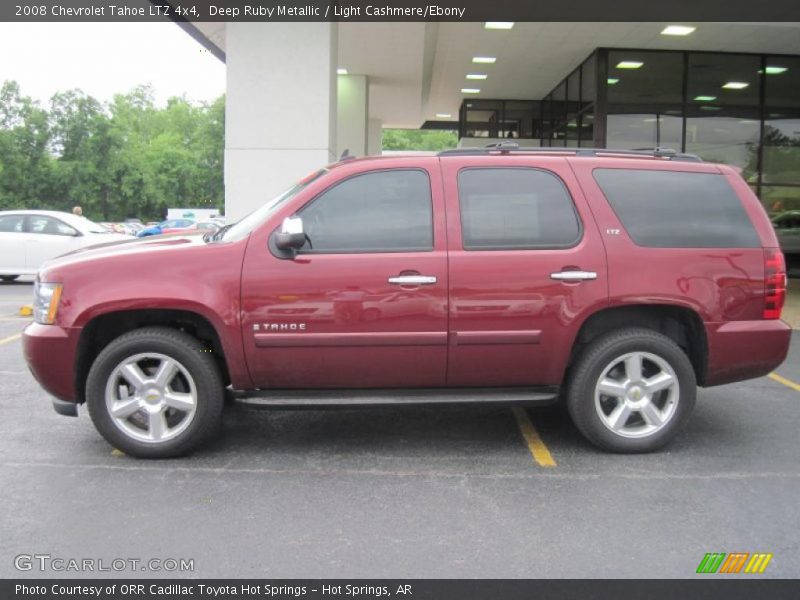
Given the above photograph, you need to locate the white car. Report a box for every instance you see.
[0,210,130,281]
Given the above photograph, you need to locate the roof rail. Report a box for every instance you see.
[438,143,702,163]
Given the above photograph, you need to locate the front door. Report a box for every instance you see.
[240,161,449,389]
[441,157,608,386]
[24,214,84,271]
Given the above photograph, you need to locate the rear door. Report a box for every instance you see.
[441,156,609,386]
[240,159,449,388]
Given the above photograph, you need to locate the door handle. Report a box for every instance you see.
[388,275,437,285]
[550,270,597,281]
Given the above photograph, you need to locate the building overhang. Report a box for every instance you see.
[188,21,800,129]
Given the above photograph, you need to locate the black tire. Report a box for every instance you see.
[86,327,224,458]
[566,328,696,453]
[0,275,19,282]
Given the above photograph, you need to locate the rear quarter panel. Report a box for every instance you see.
[569,159,766,323]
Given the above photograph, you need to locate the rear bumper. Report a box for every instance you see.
[704,319,792,386]
[22,322,81,405]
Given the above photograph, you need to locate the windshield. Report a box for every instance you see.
[216,169,327,242]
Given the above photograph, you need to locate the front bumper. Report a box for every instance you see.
[704,319,792,386]
[23,322,82,405]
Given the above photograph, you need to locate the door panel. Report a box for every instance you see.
[24,215,83,271]
[0,214,27,273]
[240,161,448,389]
[442,157,609,386]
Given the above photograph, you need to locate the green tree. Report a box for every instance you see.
[0,83,227,221]
[0,81,54,209]
[48,89,118,216]
[382,128,457,151]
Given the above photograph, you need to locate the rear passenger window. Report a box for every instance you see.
[593,169,760,248]
[457,168,581,250]
[300,169,433,253]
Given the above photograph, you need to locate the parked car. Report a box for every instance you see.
[136,218,196,237]
[0,210,129,281]
[23,146,790,458]
[102,222,137,236]
[195,221,221,234]
[771,210,800,256]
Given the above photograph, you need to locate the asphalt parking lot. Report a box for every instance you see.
[0,280,798,579]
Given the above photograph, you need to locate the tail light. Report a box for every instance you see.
[763,248,786,320]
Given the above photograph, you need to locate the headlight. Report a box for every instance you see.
[33,282,63,325]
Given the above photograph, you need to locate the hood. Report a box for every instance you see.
[41,231,209,272]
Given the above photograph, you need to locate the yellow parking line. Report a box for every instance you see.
[769,372,800,393]
[512,407,556,468]
[0,333,22,346]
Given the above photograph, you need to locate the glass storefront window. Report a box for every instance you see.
[685,53,762,174]
[457,48,800,213]
[503,101,539,140]
[607,113,683,150]
[685,115,760,175]
[763,56,800,187]
[606,51,684,151]
[608,50,683,106]
[566,70,581,147]
[463,100,502,138]
[550,82,567,146]
[579,110,594,147]
[687,53,761,109]
[581,53,596,111]
[762,185,800,214]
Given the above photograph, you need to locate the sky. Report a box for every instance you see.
[0,22,226,107]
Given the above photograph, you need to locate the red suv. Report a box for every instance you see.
[23,146,791,458]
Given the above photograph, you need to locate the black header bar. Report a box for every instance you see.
[2,0,800,22]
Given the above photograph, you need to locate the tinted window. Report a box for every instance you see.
[28,216,77,236]
[299,170,433,253]
[0,215,24,232]
[593,169,760,248]
[457,168,581,250]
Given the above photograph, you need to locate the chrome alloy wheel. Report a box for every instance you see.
[105,352,197,444]
[593,351,679,439]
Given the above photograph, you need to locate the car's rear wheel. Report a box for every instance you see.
[0,275,19,282]
[566,328,696,453]
[86,327,224,458]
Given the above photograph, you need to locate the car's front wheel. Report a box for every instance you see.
[566,328,696,453]
[0,275,19,282]
[86,327,224,458]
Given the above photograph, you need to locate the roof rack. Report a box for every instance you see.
[438,142,702,163]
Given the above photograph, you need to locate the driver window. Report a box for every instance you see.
[298,169,433,253]
[28,216,78,236]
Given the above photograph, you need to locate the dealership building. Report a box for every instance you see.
[182,22,800,220]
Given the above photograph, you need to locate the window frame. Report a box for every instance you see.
[456,166,584,252]
[291,167,436,256]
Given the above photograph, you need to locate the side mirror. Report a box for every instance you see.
[274,217,306,252]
